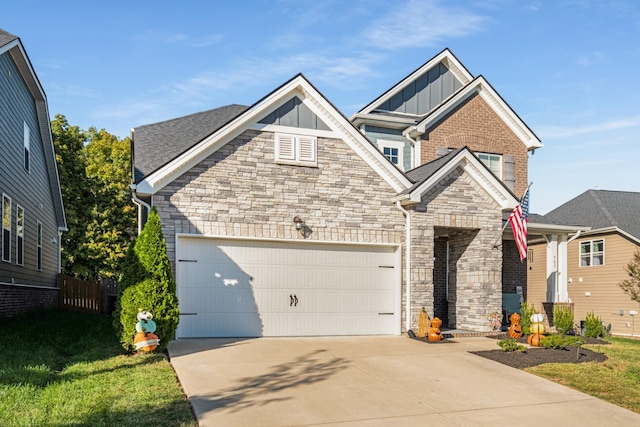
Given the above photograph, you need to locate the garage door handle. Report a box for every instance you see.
[294,295,298,306]
[290,295,294,306]
[290,294,299,307]
[180,312,197,316]
[378,312,394,315]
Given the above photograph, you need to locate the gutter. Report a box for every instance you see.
[402,127,421,169]
[130,184,152,234]
[396,201,412,332]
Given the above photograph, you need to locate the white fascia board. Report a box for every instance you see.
[138,75,411,195]
[0,39,19,56]
[2,41,46,102]
[527,222,591,235]
[416,77,542,150]
[577,226,640,246]
[400,150,517,209]
[357,49,473,116]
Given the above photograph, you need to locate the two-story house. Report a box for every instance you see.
[0,29,67,316]
[130,49,539,338]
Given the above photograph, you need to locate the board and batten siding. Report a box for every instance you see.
[567,232,640,336]
[0,51,59,288]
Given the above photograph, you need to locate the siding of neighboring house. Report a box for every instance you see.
[525,241,547,311]
[0,43,61,315]
[153,129,406,276]
[567,232,640,336]
[421,93,528,197]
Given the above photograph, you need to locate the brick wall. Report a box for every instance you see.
[420,93,529,198]
[502,240,527,299]
[0,283,58,317]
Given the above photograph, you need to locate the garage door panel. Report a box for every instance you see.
[177,237,398,338]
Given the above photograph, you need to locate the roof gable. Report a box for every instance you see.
[0,28,66,231]
[134,74,412,196]
[258,96,330,130]
[395,146,518,210]
[356,48,473,118]
[412,76,542,151]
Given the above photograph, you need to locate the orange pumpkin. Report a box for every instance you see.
[527,333,543,346]
[134,331,160,352]
[508,323,523,339]
[427,317,443,342]
[509,313,521,324]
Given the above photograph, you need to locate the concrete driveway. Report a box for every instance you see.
[168,336,640,426]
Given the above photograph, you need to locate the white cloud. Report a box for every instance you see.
[363,0,487,49]
[538,115,640,139]
[577,51,607,67]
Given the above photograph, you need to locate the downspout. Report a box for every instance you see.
[396,201,412,333]
[402,127,420,169]
[130,185,151,234]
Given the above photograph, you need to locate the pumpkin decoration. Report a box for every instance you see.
[527,333,543,346]
[528,312,545,347]
[428,317,443,342]
[416,307,431,338]
[134,309,160,352]
[134,331,160,352]
[508,313,523,339]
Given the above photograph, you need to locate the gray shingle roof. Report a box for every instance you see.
[132,104,249,183]
[538,189,640,239]
[0,29,18,47]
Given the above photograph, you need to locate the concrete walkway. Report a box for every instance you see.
[167,336,640,426]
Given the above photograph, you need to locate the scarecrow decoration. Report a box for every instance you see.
[134,309,160,352]
[416,307,431,338]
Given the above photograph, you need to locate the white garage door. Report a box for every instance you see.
[176,237,399,338]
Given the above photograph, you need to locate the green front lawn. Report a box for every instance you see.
[0,309,196,426]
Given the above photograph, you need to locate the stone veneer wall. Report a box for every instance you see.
[420,93,529,198]
[0,283,59,316]
[408,166,503,332]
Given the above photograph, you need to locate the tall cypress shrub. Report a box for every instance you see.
[113,208,179,351]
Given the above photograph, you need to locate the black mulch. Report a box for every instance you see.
[470,333,609,369]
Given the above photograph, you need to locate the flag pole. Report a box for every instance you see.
[492,182,533,249]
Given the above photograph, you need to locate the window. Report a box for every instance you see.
[24,121,30,172]
[16,205,24,266]
[36,221,42,270]
[3,195,11,263]
[477,152,502,178]
[275,133,317,166]
[379,140,405,170]
[580,239,604,267]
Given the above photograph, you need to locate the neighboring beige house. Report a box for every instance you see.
[131,49,541,338]
[528,190,640,337]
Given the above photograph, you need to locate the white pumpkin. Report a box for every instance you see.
[530,313,544,323]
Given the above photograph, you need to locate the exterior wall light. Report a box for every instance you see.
[293,216,304,230]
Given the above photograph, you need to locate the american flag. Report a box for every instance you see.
[509,186,530,261]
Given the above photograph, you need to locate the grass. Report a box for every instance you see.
[0,309,196,427]
[527,337,640,414]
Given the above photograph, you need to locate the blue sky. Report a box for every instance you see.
[4,0,640,214]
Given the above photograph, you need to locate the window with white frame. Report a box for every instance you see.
[275,133,317,166]
[477,152,502,178]
[16,205,24,266]
[2,194,11,263]
[24,121,30,172]
[379,139,405,170]
[580,239,604,267]
[36,221,42,270]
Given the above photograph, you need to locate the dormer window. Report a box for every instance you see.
[275,133,317,167]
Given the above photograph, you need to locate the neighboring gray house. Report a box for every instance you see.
[0,29,67,316]
[131,50,539,338]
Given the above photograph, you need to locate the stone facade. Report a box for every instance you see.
[153,129,406,272]
[421,93,529,198]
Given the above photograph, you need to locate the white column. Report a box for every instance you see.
[557,234,569,302]
[546,235,558,302]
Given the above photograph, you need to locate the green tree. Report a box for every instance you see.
[84,127,136,278]
[619,250,640,303]
[113,208,179,352]
[51,114,94,278]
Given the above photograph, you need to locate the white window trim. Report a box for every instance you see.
[378,139,405,171]
[477,152,502,179]
[275,133,317,167]
[16,205,24,266]
[579,239,605,267]
[2,194,11,263]
[24,121,30,173]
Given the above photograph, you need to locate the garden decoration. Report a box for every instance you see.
[428,317,443,342]
[527,313,545,346]
[134,310,160,352]
[416,307,431,338]
[508,313,523,338]
[488,312,501,331]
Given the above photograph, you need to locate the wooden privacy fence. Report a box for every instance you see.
[58,274,119,314]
